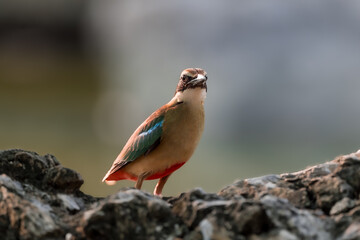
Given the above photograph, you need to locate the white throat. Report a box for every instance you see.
[174,88,207,105]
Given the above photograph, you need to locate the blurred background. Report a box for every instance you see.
[1,0,360,197]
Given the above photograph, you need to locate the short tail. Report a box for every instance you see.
[102,171,117,185]
[104,180,117,186]
[102,172,110,182]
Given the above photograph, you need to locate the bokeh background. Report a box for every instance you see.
[1,0,360,197]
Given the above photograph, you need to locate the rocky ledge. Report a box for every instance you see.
[1,149,360,240]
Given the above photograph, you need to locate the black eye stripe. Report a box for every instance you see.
[181,75,194,81]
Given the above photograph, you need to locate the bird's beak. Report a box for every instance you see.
[195,74,207,82]
[187,74,207,86]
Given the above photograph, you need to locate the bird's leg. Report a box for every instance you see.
[153,174,171,196]
[135,172,151,190]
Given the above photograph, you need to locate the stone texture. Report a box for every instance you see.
[80,190,185,240]
[1,149,360,239]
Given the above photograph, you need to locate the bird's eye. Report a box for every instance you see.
[205,75,208,80]
[181,75,188,81]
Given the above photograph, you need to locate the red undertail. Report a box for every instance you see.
[106,162,186,181]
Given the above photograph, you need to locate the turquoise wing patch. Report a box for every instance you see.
[122,115,164,163]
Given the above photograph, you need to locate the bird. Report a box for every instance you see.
[102,68,207,196]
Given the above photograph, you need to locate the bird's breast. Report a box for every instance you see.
[161,103,205,159]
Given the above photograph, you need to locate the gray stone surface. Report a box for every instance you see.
[1,149,360,239]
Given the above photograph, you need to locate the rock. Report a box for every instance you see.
[309,176,354,213]
[0,178,61,239]
[80,190,185,240]
[0,149,83,193]
[45,166,84,193]
[330,197,356,216]
[341,221,360,240]
[260,195,333,240]
[0,149,96,240]
[0,148,360,239]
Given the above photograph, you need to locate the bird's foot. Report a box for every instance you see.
[153,190,163,197]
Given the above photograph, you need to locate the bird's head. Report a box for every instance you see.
[176,68,207,93]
